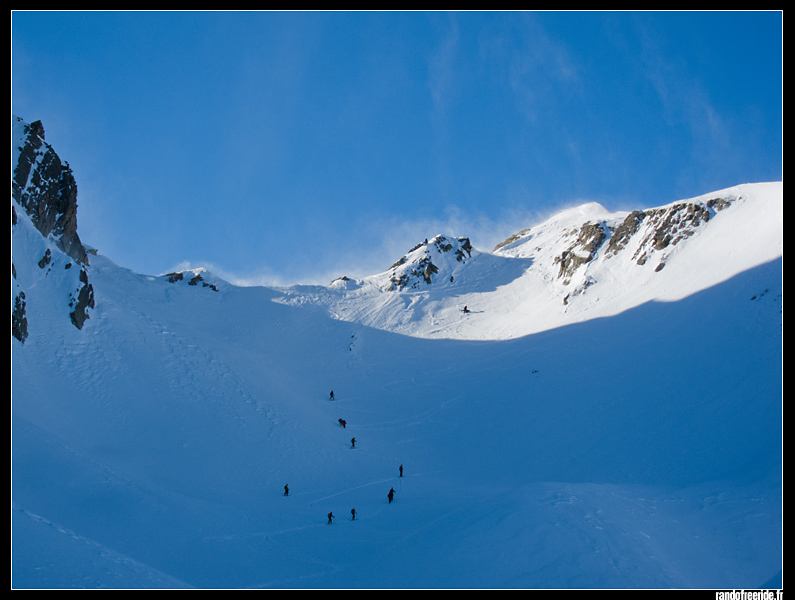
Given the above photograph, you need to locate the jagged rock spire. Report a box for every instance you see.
[12,117,89,266]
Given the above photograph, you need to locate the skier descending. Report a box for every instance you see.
[351,437,356,448]
[328,512,334,524]
[329,390,335,401]
[351,508,357,520]
[388,487,395,504]
[284,484,289,496]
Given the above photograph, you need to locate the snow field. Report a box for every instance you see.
[12,181,782,588]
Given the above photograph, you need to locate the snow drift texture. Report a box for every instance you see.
[11,117,782,589]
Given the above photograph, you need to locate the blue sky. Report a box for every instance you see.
[12,11,782,285]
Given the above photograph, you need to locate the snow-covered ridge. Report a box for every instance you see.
[11,117,781,343]
[278,182,782,341]
[490,185,778,306]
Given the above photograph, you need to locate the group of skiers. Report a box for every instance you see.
[327,508,358,524]
[325,475,400,524]
[284,391,406,524]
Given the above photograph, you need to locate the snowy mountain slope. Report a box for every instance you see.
[11,239,783,588]
[275,183,782,342]
[11,117,782,588]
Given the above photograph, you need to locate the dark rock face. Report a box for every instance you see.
[631,201,728,266]
[386,236,472,291]
[455,238,473,262]
[13,118,95,336]
[38,248,52,269]
[164,271,218,291]
[69,269,95,330]
[13,119,89,266]
[12,292,28,344]
[606,211,646,257]
[555,222,608,284]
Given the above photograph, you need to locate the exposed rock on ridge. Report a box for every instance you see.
[630,199,729,266]
[494,194,738,305]
[12,292,28,344]
[385,235,473,291]
[69,268,95,330]
[12,117,95,338]
[555,221,609,284]
[13,117,89,266]
[163,269,219,291]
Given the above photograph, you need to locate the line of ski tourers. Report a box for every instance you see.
[281,390,404,523]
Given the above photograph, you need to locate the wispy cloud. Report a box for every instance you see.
[220,199,571,289]
[503,16,583,125]
[632,17,737,191]
[427,13,461,115]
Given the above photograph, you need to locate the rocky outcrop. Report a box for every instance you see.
[385,236,473,291]
[631,199,731,266]
[164,270,218,291]
[495,192,739,307]
[13,118,89,266]
[38,248,53,269]
[554,221,608,285]
[12,292,28,344]
[69,269,95,330]
[552,198,736,286]
[605,210,646,257]
[12,117,95,336]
